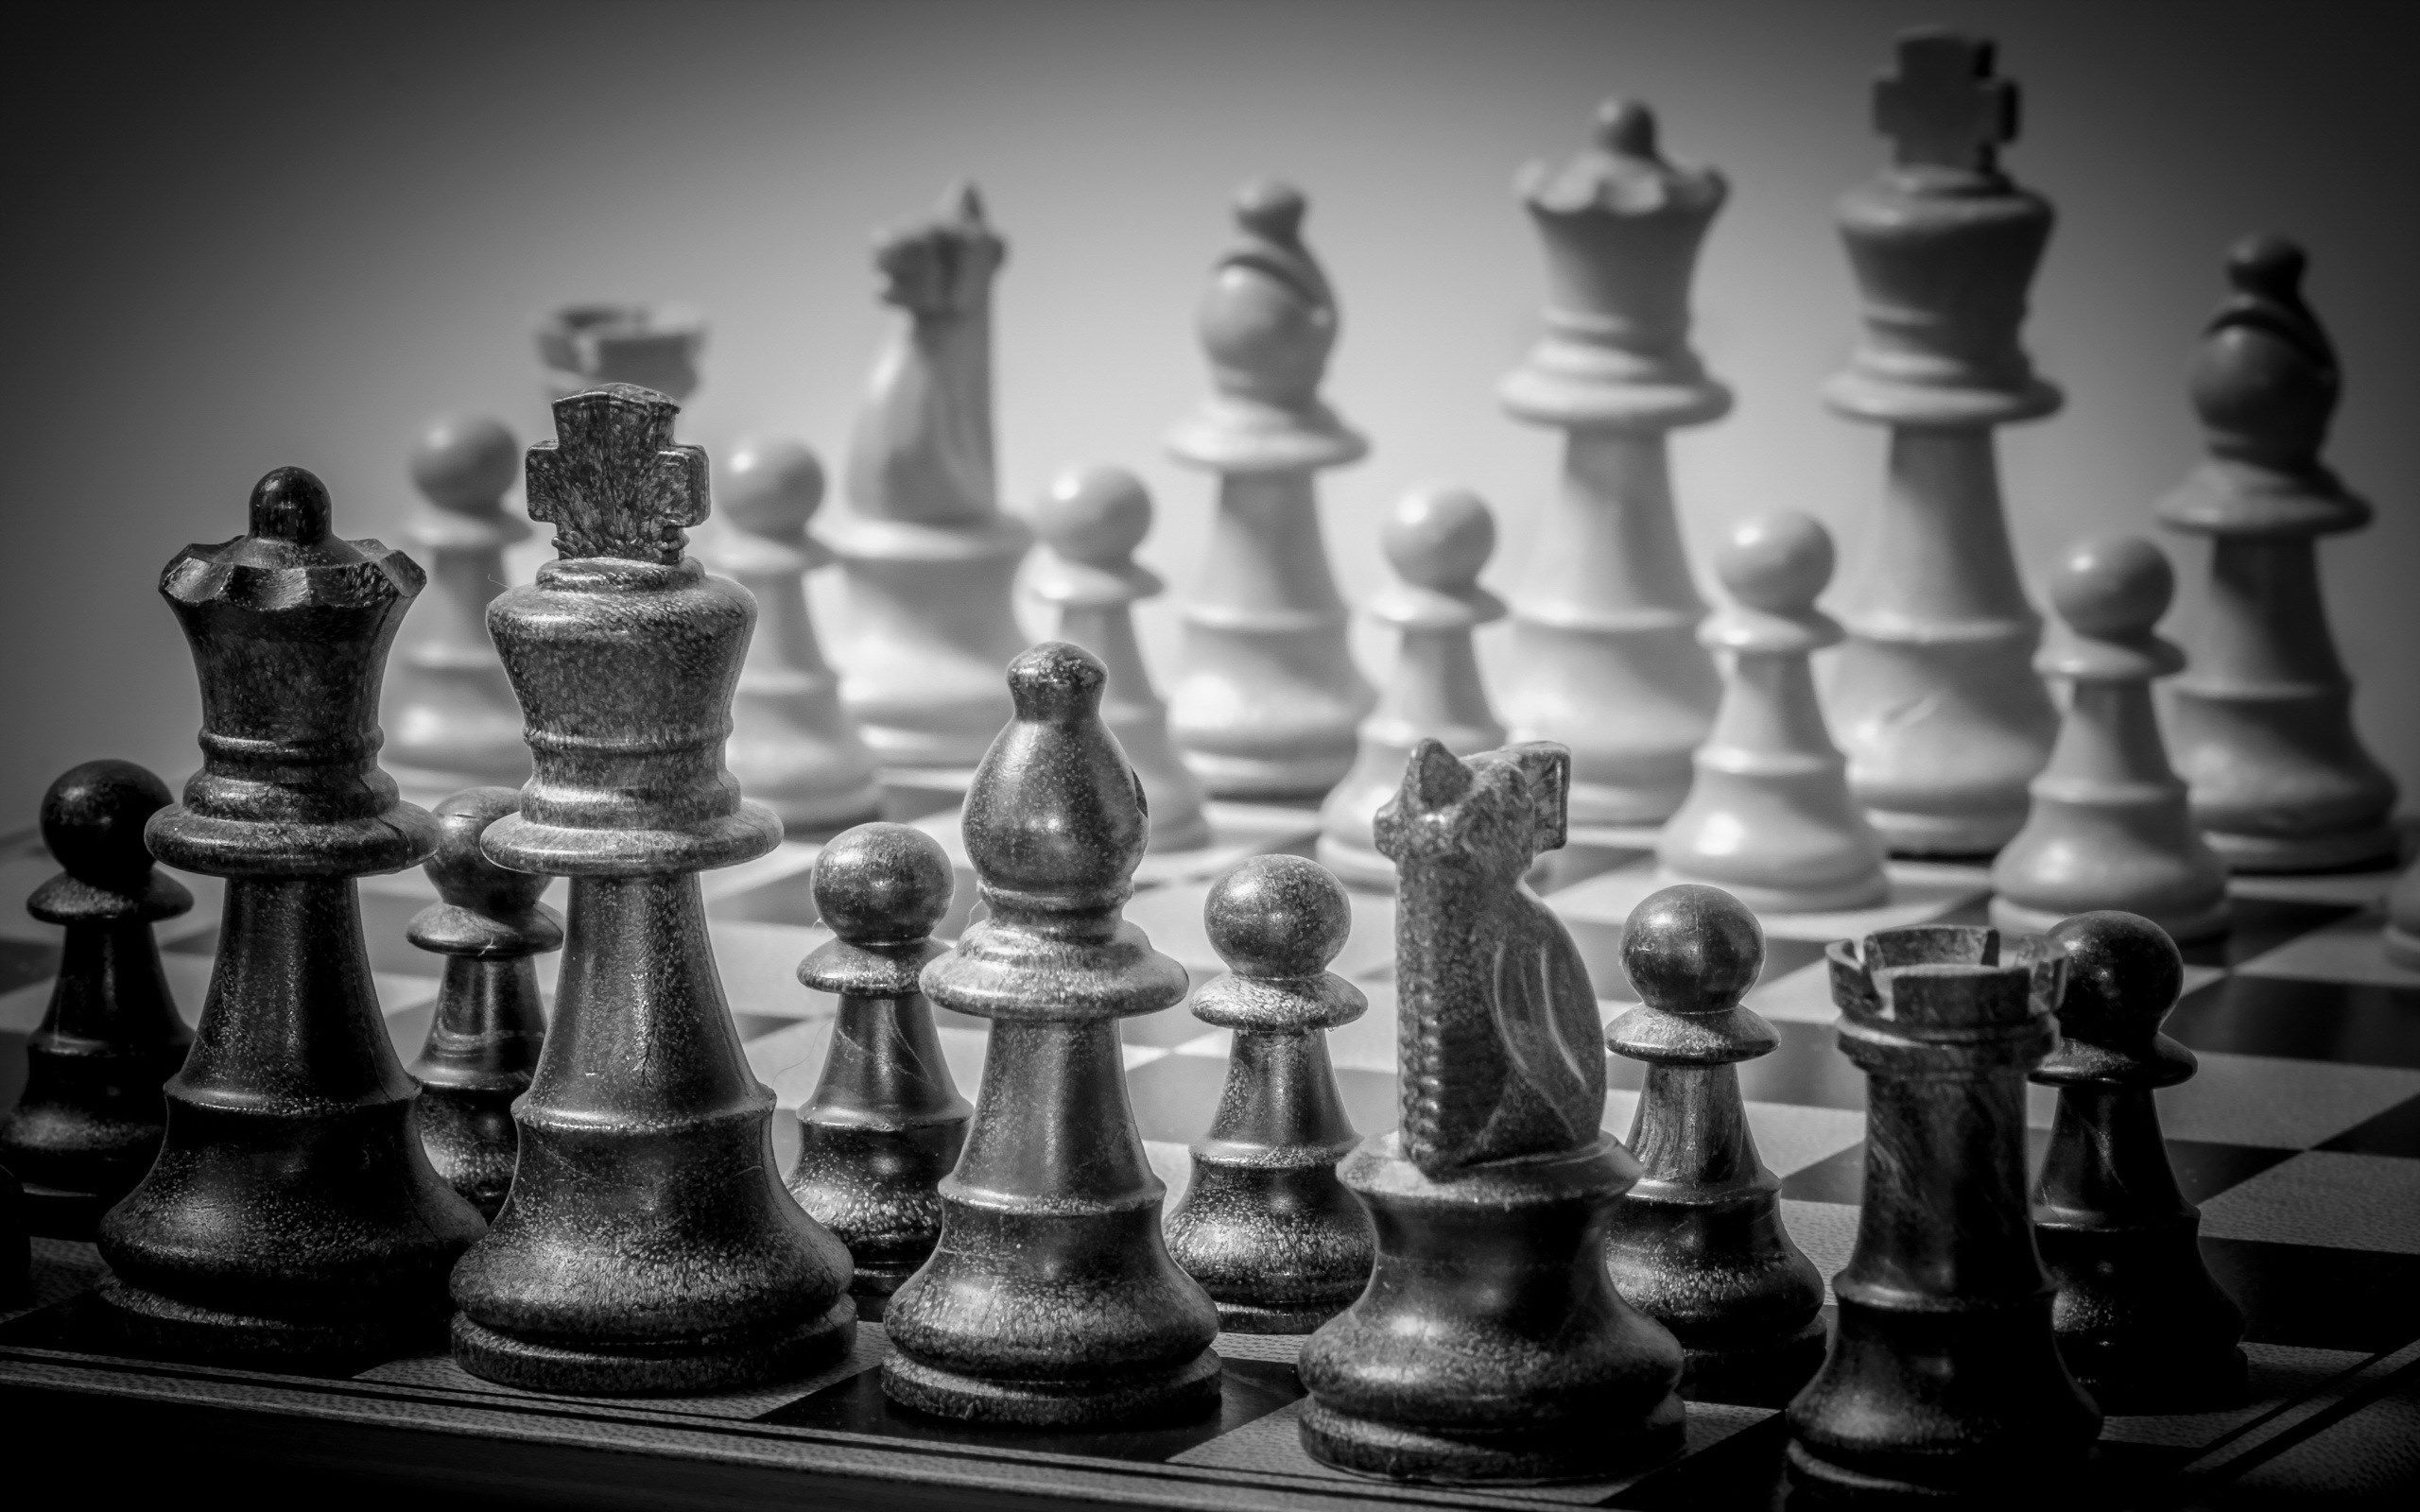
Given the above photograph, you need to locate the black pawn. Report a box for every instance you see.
[1787,924,2100,1500]
[0,761,194,1236]
[1606,884,1824,1402]
[406,788,558,1220]
[1165,854,1374,1332]
[882,642,1219,1428]
[2033,910,2245,1411]
[97,468,486,1365]
[787,822,971,1317]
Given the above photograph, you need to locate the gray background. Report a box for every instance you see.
[4,0,2414,832]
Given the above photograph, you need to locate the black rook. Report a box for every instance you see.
[1787,923,2100,1499]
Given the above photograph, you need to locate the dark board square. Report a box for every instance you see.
[2320,1094,2420,1159]
[1790,1137,2290,1212]
[760,1353,1301,1463]
[2022,1127,2292,1209]
[1778,1144,1864,1205]
[1616,1408,1788,1509]
[2169,975,2420,1070]
[2202,1237,2420,1353]
[0,939,60,995]
[2180,899,2360,971]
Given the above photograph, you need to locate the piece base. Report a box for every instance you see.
[450,1292,856,1397]
[1179,748,1355,805]
[2203,821,2398,874]
[2067,1344,2249,1415]
[1214,1295,1356,1334]
[1862,804,2025,860]
[1677,1314,1829,1405]
[1653,867,1889,916]
[1785,1437,2088,1503]
[848,1260,918,1323]
[881,1345,1223,1429]
[1299,1394,1685,1485]
[1991,893,2231,944]
[97,1277,448,1368]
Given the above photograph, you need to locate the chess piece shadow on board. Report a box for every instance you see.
[1991,537,2230,942]
[1164,855,1374,1332]
[1498,98,1726,831]
[698,437,884,836]
[787,822,970,1319]
[1165,180,1374,801]
[384,415,534,798]
[1655,512,1888,911]
[1821,30,2061,856]
[1297,739,1685,1485]
[822,184,1030,776]
[2032,911,2246,1413]
[1786,924,2100,1500]
[1604,884,1825,1404]
[1026,464,1212,852]
[406,787,557,1222]
[2158,235,2399,872]
[1317,485,1506,891]
[0,761,194,1239]
[882,643,1220,1428]
[448,384,856,1396]
[95,467,486,1366]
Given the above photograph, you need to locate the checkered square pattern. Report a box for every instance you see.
[4,808,2416,1506]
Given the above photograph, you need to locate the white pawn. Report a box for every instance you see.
[1992,538,2230,941]
[1028,466,1211,852]
[1658,512,1887,911]
[1316,487,1506,890]
[385,415,532,794]
[700,438,884,836]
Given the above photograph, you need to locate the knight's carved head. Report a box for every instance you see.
[1374,740,1569,879]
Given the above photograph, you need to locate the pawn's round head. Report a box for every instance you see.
[43,760,171,888]
[250,466,333,544]
[2048,910,2184,1041]
[813,822,955,946]
[1035,465,1150,567]
[2050,535,2172,639]
[409,415,519,513]
[1234,179,1307,242]
[1718,510,1832,614]
[427,787,548,914]
[1006,641,1108,726]
[1592,97,1657,158]
[2227,234,2307,301]
[1206,855,1352,979]
[720,438,825,537]
[1383,486,1494,593]
[1622,883,1764,1011]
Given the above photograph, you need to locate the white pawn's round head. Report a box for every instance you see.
[719,438,825,539]
[1718,509,1833,615]
[2050,535,2172,640]
[1384,485,1495,593]
[410,415,518,513]
[1035,464,1151,568]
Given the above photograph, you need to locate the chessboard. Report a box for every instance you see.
[3,803,2416,1509]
